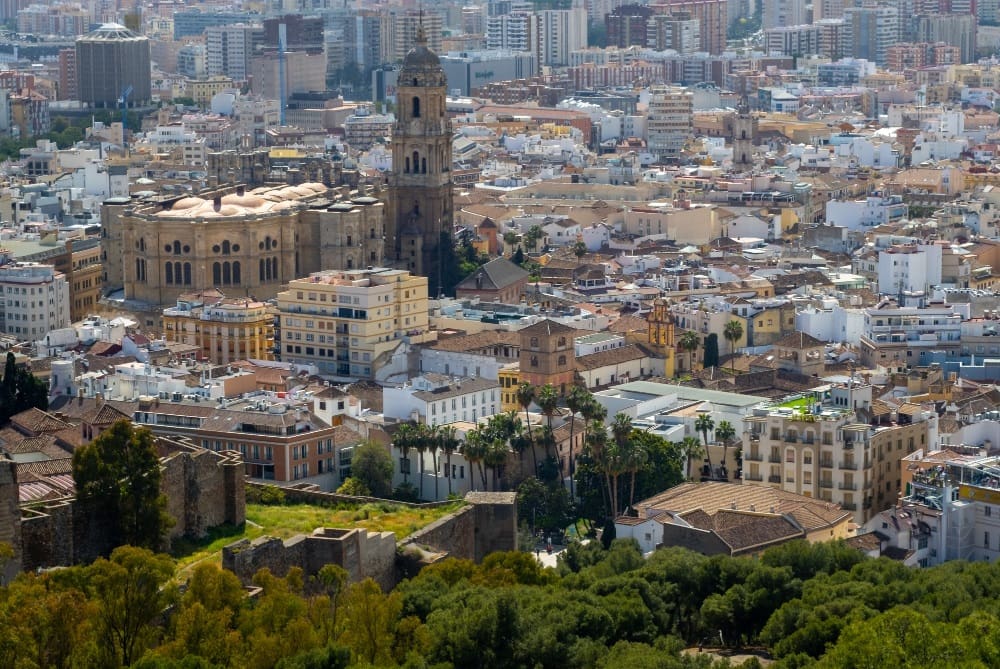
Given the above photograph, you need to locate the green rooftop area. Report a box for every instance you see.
[777,396,815,411]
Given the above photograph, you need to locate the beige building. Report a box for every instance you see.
[623,199,721,244]
[189,76,235,107]
[743,384,937,524]
[277,267,431,379]
[101,184,385,307]
[163,290,275,364]
[646,85,693,163]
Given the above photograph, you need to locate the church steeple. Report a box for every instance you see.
[386,22,452,294]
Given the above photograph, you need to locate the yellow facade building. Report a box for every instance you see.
[499,363,521,413]
[276,267,432,379]
[163,290,274,364]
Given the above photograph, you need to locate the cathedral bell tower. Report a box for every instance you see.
[386,22,453,294]
[732,96,757,171]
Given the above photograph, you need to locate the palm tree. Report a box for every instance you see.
[714,420,736,481]
[536,384,560,461]
[694,412,715,480]
[585,420,614,518]
[438,425,459,496]
[427,424,441,500]
[413,424,429,500]
[623,435,648,511]
[394,423,416,485]
[678,330,700,374]
[566,385,589,500]
[572,240,587,259]
[485,438,508,491]
[462,429,489,492]
[516,382,537,474]
[610,413,633,516]
[723,319,744,374]
[681,436,704,481]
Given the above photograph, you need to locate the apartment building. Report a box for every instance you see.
[0,262,69,338]
[859,301,963,368]
[276,267,430,380]
[864,447,1000,566]
[383,374,501,426]
[163,291,275,365]
[743,384,937,524]
[646,85,693,164]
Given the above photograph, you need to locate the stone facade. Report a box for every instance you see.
[161,445,246,540]
[518,319,578,394]
[0,458,22,581]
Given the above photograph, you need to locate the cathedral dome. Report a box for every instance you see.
[399,24,444,86]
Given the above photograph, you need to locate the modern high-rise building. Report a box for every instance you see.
[646,85,693,163]
[386,26,453,292]
[762,0,806,30]
[537,9,588,66]
[75,23,151,109]
[647,12,701,53]
[915,13,977,63]
[764,24,820,56]
[389,9,444,63]
[0,262,70,338]
[462,5,486,34]
[651,0,727,54]
[816,18,849,60]
[205,24,259,82]
[606,4,655,47]
[845,5,900,66]
[486,11,537,52]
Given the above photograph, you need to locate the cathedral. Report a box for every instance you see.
[385,23,454,295]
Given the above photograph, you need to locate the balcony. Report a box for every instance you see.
[819,480,834,489]
[839,482,858,491]
[768,475,782,483]
[745,451,763,462]
[843,441,855,450]
[768,454,781,463]
[839,461,858,470]
[842,502,857,511]
[820,460,834,469]
[783,435,798,443]
[745,473,763,482]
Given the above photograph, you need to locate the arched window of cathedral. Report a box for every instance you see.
[370,227,375,239]
[222,241,231,255]
[173,240,181,255]
[422,157,427,174]
[213,262,221,285]
[530,356,538,367]
[530,337,539,348]
[183,263,191,285]
[347,257,353,269]
[347,235,352,247]
[222,262,231,285]
[405,157,410,173]
[165,263,173,284]
[139,238,145,252]
[412,96,421,118]
[558,355,567,366]
[260,259,266,281]
[174,262,181,284]
[233,262,241,284]
[412,151,419,173]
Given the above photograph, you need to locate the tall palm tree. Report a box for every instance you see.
[462,428,489,492]
[714,420,736,481]
[394,423,416,485]
[438,425,459,496]
[723,319,744,374]
[426,424,441,500]
[624,435,648,511]
[485,438,508,491]
[679,330,700,374]
[413,424,429,500]
[681,435,705,481]
[516,382,538,474]
[536,384,560,455]
[585,420,614,518]
[609,413,633,516]
[566,385,589,500]
[694,412,715,480]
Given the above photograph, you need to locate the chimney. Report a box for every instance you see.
[236,185,245,196]
[213,195,222,211]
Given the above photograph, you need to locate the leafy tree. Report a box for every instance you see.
[437,231,464,298]
[90,546,178,667]
[1,352,48,425]
[72,419,172,549]
[336,477,370,496]
[703,333,720,369]
[340,578,403,666]
[572,241,588,259]
[723,320,744,374]
[346,440,393,497]
[512,246,525,265]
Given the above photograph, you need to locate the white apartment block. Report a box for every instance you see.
[860,302,964,368]
[537,9,587,66]
[877,243,943,295]
[383,374,501,426]
[206,24,256,82]
[763,0,806,30]
[0,262,70,339]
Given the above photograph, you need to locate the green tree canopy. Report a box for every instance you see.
[1,352,48,425]
[349,441,394,498]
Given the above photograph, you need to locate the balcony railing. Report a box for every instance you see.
[820,460,834,469]
[745,473,763,482]
[745,452,763,462]
[819,480,834,488]
[768,455,781,463]
[840,461,858,470]
[842,502,857,511]
[839,482,858,491]
[768,475,782,483]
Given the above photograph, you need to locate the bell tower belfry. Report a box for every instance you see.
[647,297,677,377]
[732,96,757,170]
[386,21,453,294]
